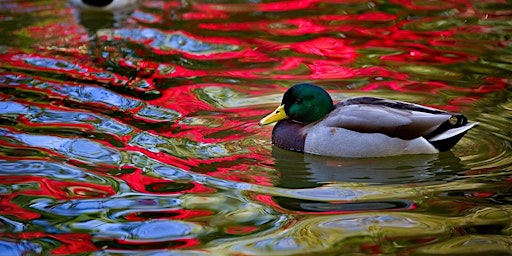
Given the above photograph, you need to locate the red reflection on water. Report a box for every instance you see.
[0,194,41,220]
[199,18,329,36]
[360,243,382,254]
[0,53,125,85]
[182,10,229,20]
[29,24,87,47]
[319,12,398,22]
[224,225,259,235]
[191,0,316,13]
[469,191,495,198]
[0,177,115,199]
[389,0,470,11]
[49,233,98,255]
[120,169,216,194]
[290,37,356,59]
[2,232,97,255]
[111,237,200,249]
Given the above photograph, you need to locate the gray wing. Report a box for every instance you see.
[322,97,465,140]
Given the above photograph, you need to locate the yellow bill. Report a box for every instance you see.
[259,105,287,126]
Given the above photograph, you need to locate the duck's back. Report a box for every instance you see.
[300,96,477,157]
[332,97,469,140]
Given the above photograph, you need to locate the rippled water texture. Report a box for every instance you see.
[0,0,512,255]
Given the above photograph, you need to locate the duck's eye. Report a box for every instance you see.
[295,99,302,103]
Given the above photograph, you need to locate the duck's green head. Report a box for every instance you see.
[259,83,334,125]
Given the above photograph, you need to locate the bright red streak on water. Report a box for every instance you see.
[0,194,41,220]
[224,225,260,235]
[49,234,99,255]
[120,169,216,194]
[289,37,356,59]
[111,237,200,249]
[3,232,98,255]
[389,0,471,11]
[0,177,115,199]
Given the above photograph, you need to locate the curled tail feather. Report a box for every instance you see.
[426,115,477,151]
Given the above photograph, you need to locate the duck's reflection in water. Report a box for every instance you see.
[70,0,140,32]
[271,147,464,213]
[273,146,464,188]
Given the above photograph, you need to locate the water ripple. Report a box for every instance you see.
[210,208,510,254]
[0,160,96,180]
[72,219,205,241]
[98,28,242,57]
[0,239,43,256]
[0,129,121,165]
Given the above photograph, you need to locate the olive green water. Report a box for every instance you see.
[0,0,511,255]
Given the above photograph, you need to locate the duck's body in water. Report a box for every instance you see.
[259,83,478,158]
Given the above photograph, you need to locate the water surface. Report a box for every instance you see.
[0,0,511,255]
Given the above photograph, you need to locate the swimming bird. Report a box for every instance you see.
[259,83,477,158]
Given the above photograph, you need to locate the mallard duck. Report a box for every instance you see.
[259,83,478,158]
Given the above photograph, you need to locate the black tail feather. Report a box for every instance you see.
[424,114,473,151]
[424,114,468,140]
[429,130,470,152]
